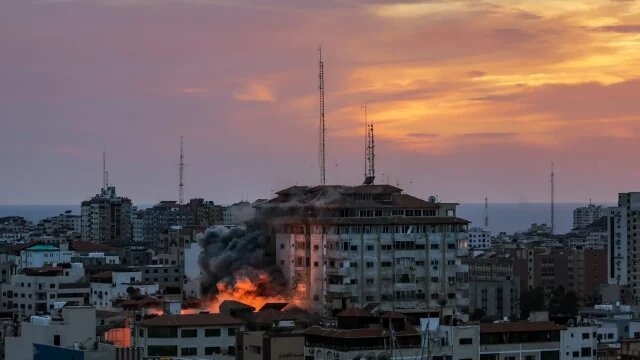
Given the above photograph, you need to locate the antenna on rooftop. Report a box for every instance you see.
[178,136,185,205]
[102,152,108,190]
[363,103,376,185]
[318,46,326,186]
[484,196,489,228]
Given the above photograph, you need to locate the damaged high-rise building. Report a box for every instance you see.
[257,184,470,316]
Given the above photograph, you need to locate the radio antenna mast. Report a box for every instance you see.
[178,136,185,205]
[318,46,326,186]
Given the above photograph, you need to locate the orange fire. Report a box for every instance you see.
[207,272,306,313]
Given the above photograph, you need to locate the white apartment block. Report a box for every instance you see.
[90,270,159,309]
[574,204,608,229]
[260,185,470,315]
[479,322,598,360]
[136,313,245,358]
[222,201,255,225]
[19,243,75,269]
[560,325,599,360]
[0,265,88,316]
[5,306,99,360]
[469,227,492,249]
[607,193,640,304]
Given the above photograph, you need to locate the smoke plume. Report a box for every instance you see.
[197,220,288,299]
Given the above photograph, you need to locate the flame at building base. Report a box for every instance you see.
[206,272,307,313]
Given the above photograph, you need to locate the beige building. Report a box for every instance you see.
[4,306,112,360]
[260,185,470,315]
[136,313,245,358]
[1,265,89,316]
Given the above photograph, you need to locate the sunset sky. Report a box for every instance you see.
[1,0,640,205]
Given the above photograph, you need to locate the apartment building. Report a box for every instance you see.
[513,247,607,299]
[260,185,470,315]
[4,306,104,360]
[90,270,159,309]
[81,186,133,245]
[136,313,245,358]
[304,310,479,360]
[479,322,598,360]
[18,243,74,269]
[574,204,608,229]
[469,227,492,250]
[142,198,222,243]
[141,264,183,293]
[469,279,520,320]
[607,193,640,304]
[1,265,89,316]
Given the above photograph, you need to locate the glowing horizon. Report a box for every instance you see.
[1,0,639,204]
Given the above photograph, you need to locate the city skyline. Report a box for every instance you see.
[2,0,640,204]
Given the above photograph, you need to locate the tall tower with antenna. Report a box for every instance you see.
[178,136,185,205]
[484,197,489,228]
[551,162,555,235]
[363,103,375,185]
[318,46,326,186]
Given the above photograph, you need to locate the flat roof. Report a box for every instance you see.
[140,313,244,328]
[480,321,564,333]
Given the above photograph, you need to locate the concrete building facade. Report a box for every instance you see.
[260,185,470,315]
[81,186,133,245]
[607,193,640,304]
[1,265,89,316]
[469,227,492,250]
[574,204,608,229]
[136,313,245,358]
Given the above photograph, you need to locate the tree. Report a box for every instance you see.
[470,308,486,321]
[549,285,579,318]
[520,286,546,319]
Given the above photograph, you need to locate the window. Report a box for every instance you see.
[525,356,535,360]
[430,244,439,250]
[205,347,221,355]
[147,345,178,357]
[181,329,197,338]
[228,346,236,356]
[228,328,238,336]
[139,329,144,338]
[147,327,178,338]
[181,347,197,356]
[581,348,591,357]
[573,352,579,358]
[582,333,589,339]
[459,338,473,345]
[249,345,261,354]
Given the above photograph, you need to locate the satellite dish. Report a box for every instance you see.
[428,196,437,203]
[378,352,392,360]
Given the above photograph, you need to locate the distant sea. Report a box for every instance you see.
[0,202,615,235]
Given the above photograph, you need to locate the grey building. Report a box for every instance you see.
[81,186,133,245]
[469,279,520,319]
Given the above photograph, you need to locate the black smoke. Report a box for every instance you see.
[197,219,288,297]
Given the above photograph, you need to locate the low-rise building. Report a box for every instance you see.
[136,313,245,358]
[4,306,108,360]
[1,265,89,316]
[18,243,75,269]
[141,264,183,294]
[479,321,598,360]
[469,227,492,250]
[90,270,159,309]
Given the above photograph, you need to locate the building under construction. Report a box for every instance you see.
[258,184,470,316]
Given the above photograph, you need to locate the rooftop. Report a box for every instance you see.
[139,313,244,327]
[479,321,564,333]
